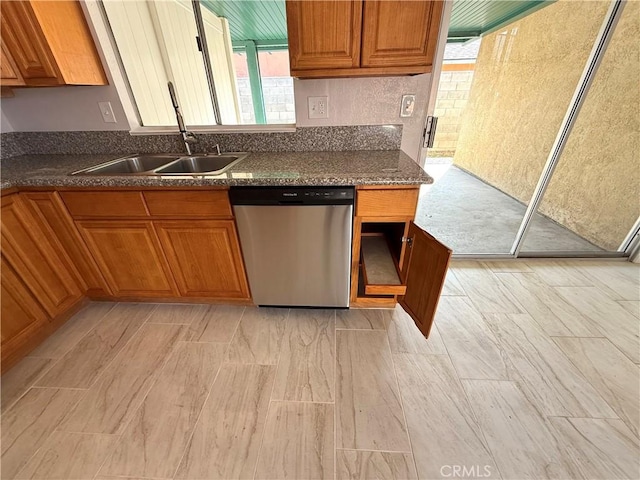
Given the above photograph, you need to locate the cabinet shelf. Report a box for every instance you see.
[360,233,406,296]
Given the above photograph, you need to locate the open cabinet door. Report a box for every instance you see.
[399,222,452,338]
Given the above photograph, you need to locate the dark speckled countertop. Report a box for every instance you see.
[0,150,433,189]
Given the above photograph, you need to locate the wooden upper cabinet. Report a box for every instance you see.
[286,0,443,78]
[76,220,178,298]
[0,43,26,86]
[0,0,107,86]
[287,0,362,73]
[155,220,250,299]
[361,0,443,68]
[1,195,83,318]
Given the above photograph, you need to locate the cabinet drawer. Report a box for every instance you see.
[143,191,232,217]
[360,233,406,296]
[356,188,419,217]
[60,191,148,218]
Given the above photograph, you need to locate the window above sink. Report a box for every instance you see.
[95,0,295,129]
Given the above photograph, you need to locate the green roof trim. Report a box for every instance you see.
[449,0,555,39]
[201,0,288,43]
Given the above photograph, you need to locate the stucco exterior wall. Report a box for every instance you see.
[453,0,639,250]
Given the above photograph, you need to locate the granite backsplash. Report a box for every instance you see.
[1,132,25,159]
[0,125,402,160]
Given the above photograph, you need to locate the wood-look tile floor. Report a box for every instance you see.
[2,260,639,480]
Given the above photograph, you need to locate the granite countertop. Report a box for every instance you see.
[0,150,433,190]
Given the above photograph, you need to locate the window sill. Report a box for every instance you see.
[128,124,297,136]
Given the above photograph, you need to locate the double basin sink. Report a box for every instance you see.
[73,153,248,176]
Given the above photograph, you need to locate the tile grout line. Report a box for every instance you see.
[549,286,640,366]
[432,297,506,480]
[221,305,246,363]
[1,304,120,416]
[40,303,158,394]
[167,335,233,480]
[336,447,413,454]
[386,330,420,476]
[11,302,120,406]
[93,319,194,479]
[10,383,89,480]
[45,302,120,360]
[334,310,337,480]
[2,303,121,416]
[252,308,291,480]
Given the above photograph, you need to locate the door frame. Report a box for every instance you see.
[417,0,453,168]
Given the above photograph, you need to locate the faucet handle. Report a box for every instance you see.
[215,144,221,155]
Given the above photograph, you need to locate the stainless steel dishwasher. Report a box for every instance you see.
[230,186,354,307]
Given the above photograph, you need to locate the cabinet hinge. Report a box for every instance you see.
[402,236,413,246]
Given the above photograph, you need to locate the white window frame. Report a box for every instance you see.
[82,0,296,134]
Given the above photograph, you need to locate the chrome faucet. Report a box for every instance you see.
[167,82,197,155]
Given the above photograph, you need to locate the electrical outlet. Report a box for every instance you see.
[308,96,328,119]
[98,101,117,123]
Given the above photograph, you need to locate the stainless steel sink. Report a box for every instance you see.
[154,154,246,174]
[73,155,180,175]
[72,153,248,176]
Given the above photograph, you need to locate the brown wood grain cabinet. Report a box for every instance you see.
[0,255,48,367]
[21,192,111,297]
[0,185,449,372]
[0,43,25,86]
[155,220,250,299]
[0,0,107,87]
[76,220,179,298]
[286,0,443,78]
[1,194,84,318]
[351,186,451,338]
[1,193,86,371]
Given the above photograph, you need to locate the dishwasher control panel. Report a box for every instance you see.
[229,186,354,205]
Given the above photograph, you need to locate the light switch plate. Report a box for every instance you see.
[308,96,328,119]
[98,101,117,123]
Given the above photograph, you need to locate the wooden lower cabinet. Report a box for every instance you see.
[0,185,449,372]
[155,220,250,299]
[352,186,452,337]
[1,256,48,365]
[1,194,83,318]
[21,192,110,296]
[76,220,178,298]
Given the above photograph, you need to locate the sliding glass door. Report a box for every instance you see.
[518,0,639,256]
[418,0,638,258]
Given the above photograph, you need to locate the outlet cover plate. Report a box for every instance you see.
[400,94,416,117]
[308,96,328,119]
[98,101,117,123]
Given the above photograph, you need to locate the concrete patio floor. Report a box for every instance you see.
[415,164,603,255]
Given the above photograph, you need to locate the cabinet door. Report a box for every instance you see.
[76,220,178,298]
[399,222,452,338]
[21,192,111,297]
[155,220,250,299]
[361,0,443,68]
[0,43,25,86]
[1,195,83,318]
[1,256,48,362]
[0,1,60,85]
[287,0,363,72]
